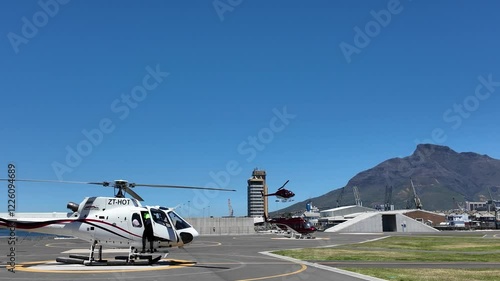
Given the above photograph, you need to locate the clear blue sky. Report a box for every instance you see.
[1,1,499,217]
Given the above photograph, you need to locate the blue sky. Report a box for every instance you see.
[1,0,499,217]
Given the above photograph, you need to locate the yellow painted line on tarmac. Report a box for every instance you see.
[271,237,330,240]
[236,264,307,281]
[44,242,82,248]
[15,259,195,274]
[185,241,222,248]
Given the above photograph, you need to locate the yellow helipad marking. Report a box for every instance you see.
[15,259,195,274]
[271,237,330,240]
[184,241,222,248]
[45,242,80,248]
[236,264,307,281]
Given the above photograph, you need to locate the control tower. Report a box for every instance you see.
[247,169,268,217]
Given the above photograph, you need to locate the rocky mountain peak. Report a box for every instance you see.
[272,144,500,215]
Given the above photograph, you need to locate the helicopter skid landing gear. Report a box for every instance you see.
[56,243,163,266]
[121,246,163,265]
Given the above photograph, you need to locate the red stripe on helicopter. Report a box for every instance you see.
[0,218,143,239]
[80,219,143,238]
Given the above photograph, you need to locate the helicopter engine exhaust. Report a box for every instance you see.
[67,202,79,212]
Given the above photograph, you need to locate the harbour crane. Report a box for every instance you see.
[353,186,362,206]
[228,199,234,217]
[452,197,465,212]
[384,185,393,211]
[410,178,423,210]
[336,185,362,207]
[336,186,345,207]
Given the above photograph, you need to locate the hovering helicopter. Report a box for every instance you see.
[0,178,235,266]
[262,180,295,202]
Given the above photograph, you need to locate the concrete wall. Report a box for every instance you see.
[324,213,381,232]
[187,217,255,236]
[395,214,438,233]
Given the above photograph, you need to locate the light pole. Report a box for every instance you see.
[187,201,190,218]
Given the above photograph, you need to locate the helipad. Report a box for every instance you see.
[15,259,195,273]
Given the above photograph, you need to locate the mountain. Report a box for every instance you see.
[272,144,500,215]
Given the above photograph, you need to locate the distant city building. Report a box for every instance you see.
[465,200,500,212]
[466,201,488,211]
[247,169,268,217]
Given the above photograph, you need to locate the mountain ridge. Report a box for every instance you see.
[271,144,500,215]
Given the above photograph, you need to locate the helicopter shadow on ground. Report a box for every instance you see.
[153,260,230,270]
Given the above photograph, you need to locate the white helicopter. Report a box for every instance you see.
[0,178,235,265]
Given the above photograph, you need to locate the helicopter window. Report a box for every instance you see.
[167,211,190,230]
[150,209,169,226]
[131,199,139,207]
[131,213,142,228]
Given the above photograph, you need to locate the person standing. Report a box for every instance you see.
[142,212,154,253]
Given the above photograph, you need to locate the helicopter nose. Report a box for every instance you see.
[180,232,194,244]
[179,227,199,244]
[191,227,199,237]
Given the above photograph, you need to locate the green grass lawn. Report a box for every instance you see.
[345,268,500,281]
[274,235,500,281]
[348,235,500,252]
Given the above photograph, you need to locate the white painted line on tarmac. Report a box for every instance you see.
[54,237,78,240]
[356,235,390,244]
[260,251,387,281]
[62,248,130,254]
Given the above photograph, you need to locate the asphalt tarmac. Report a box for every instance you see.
[1,231,499,281]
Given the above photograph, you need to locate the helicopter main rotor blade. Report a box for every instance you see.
[132,183,236,192]
[278,180,290,189]
[0,178,108,186]
[122,186,144,201]
[0,179,235,200]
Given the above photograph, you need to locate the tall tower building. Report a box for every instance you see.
[247,169,268,217]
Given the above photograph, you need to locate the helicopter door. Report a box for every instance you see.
[163,215,177,242]
[146,207,174,241]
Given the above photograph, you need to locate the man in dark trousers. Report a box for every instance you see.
[142,212,154,253]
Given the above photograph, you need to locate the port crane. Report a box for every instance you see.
[228,199,234,217]
[353,186,362,206]
[384,185,393,211]
[410,178,423,210]
[336,185,362,207]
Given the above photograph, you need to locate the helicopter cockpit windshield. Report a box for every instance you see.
[167,210,190,230]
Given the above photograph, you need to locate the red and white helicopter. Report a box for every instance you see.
[0,178,235,265]
[262,180,295,202]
